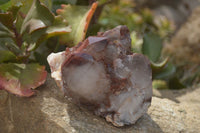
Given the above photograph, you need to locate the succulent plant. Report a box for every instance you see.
[0,0,98,97]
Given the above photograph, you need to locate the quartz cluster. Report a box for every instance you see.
[47,25,152,126]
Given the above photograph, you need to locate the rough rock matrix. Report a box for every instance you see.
[1,75,200,132]
[47,26,152,126]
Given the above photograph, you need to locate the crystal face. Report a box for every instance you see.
[47,25,152,127]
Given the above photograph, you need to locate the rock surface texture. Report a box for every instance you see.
[0,75,200,133]
[47,26,152,126]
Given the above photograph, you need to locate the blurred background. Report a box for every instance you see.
[51,0,200,91]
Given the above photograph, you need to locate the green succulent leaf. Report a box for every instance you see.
[35,15,71,45]
[0,1,12,12]
[20,0,71,52]
[23,15,71,51]
[151,57,169,74]
[0,4,21,29]
[10,0,52,16]
[0,63,47,97]
[0,13,13,30]
[0,50,16,63]
[0,0,10,5]
[154,62,176,79]
[0,37,22,55]
[21,0,54,34]
[8,3,22,18]
[142,33,163,62]
[57,2,98,46]
[0,23,14,38]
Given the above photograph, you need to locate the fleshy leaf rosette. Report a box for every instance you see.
[47,26,152,126]
[0,0,71,97]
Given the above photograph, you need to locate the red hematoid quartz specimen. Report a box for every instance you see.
[47,25,152,127]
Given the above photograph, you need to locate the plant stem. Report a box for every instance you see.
[54,40,60,52]
[12,24,23,48]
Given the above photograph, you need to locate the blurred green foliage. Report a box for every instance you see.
[0,0,187,92]
[98,0,173,37]
[0,0,100,96]
[96,0,185,89]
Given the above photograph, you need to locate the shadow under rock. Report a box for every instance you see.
[44,75,164,133]
[153,84,200,103]
[66,98,163,133]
